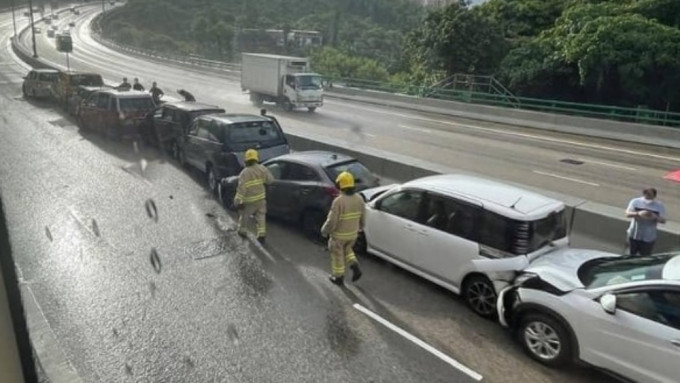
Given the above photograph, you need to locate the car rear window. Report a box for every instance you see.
[38,73,59,81]
[225,121,285,150]
[70,75,103,87]
[325,160,376,188]
[119,97,155,112]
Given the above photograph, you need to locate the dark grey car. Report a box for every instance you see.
[140,101,224,154]
[179,113,290,192]
[219,151,380,237]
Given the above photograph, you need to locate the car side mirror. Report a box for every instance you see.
[600,293,617,315]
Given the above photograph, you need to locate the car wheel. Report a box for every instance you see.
[302,210,325,239]
[207,166,218,194]
[22,85,28,98]
[518,313,572,368]
[218,182,236,211]
[178,147,187,167]
[307,107,316,112]
[463,275,498,318]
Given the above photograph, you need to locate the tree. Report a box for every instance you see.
[403,1,508,78]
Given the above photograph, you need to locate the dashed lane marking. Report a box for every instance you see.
[532,170,600,187]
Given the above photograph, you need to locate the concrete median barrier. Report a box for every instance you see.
[285,131,680,253]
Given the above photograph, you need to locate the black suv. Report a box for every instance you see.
[220,151,379,237]
[178,113,290,192]
[140,101,224,155]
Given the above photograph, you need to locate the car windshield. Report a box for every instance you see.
[296,75,323,90]
[579,254,679,289]
[71,75,103,87]
[38,73,58,81]
[225,120,285,150]
[325,160,376,189]
[119,97,155,112]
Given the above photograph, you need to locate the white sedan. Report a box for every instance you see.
[497,250,680,382]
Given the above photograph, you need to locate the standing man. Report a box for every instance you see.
[118,77,131,91]
[625,188,666,256]
[234,149,274,244]
[133,78,145,91]
[321,171,364,286]
[149,81,164,104]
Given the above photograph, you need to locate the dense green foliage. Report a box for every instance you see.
[100,0,680,111]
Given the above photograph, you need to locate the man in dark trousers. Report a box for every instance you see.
[625,187,666,255]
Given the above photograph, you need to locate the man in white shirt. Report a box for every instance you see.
[625,188,666,256]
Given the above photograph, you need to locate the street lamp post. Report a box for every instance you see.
[27,0,37,58]
[10,0,17,37]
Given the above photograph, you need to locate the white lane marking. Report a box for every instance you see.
[331,102,680,163]
[532,170,600,187]
[398,124,432,133]
[582,159,637,171]
[353,303,483,381]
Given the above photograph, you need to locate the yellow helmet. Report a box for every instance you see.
[244,149,259,162]
[335,171,355,190]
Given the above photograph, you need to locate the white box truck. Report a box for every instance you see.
[241,53,323,112]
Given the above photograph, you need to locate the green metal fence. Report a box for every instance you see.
[326,77,680,128]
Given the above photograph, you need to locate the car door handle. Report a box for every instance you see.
[671,340,680,347]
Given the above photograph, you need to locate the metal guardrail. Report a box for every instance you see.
[88,13,680,128]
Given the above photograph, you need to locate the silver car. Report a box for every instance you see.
[497,250,680,383]
[22,69,59,99]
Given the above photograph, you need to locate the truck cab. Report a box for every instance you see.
[282,73,323,112]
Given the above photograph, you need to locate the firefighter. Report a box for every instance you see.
[321,171,364,286]
[233,149,274,244]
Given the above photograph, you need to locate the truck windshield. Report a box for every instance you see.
[296,75,323,90]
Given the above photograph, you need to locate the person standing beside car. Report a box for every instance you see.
[234,149,274,244]
[321,171,364,286]
[133,78,145,91]
[149,82,164,104]
[625,188,666,256]
[118,77,131,91]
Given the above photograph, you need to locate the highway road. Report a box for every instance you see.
[18,5,680,223]
[0,5,639,383]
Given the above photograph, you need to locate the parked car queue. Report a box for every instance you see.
[22,68,679,383]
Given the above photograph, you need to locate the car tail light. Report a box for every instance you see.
[324,186,340,199]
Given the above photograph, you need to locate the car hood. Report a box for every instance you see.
[523,248,621,291]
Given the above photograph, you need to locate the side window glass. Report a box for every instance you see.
[478,211,516,253]
[97,94,110,109]
[424,195,479,241]
[285,163,319,181]
[266,162,285,180]
[378,190,424,222]
[617,291,680,330]
[188,120,200,136]
[285,75,296,88]
[162,108,173,121]
[207,122,222,142]
[87,94,99,107]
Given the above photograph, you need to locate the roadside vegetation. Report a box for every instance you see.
[100,0,680,112]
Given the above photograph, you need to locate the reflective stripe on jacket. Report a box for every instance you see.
[321,193,365,240]
[234,164,274,205]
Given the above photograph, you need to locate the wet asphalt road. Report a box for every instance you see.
[0,7,623,383]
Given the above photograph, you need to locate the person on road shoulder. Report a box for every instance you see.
[625,187,666,256]
[177,88,196,102]
[321,171,364,286]
[149,82,164,104]
[234,149,274,244]
[133,78,145,91]
[118,77,131,91]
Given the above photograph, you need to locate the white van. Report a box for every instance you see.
[359,174,568,317]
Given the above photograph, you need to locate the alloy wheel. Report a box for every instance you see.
[524,321,562,361]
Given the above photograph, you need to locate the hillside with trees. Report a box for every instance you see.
[99,0,680,112]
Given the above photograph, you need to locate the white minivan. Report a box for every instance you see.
[359,174,568,317]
